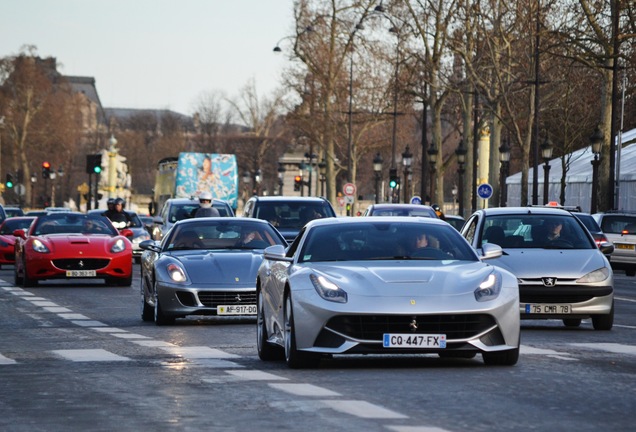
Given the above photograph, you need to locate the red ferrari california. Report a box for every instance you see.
[14,212,133,287]
[0,216,35,268]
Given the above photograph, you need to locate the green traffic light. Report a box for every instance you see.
[389,180,397,188]
[94,166,102,174]
[6,181,13,188]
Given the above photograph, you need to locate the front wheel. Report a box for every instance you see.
[23,265,37,287]
[256,289,284,361]
[154,284,174,326]
[14,262,23,286]
[140,275,154,322]
[592,300,614,331]
[284,294,319,369]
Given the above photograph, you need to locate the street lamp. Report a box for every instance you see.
[319,159,326,197]
[590,126,603,213]
[427,144,438,203]
[277,164,285,196]
[540,136,553,205]
[373,153,383,204]
[30,173,37,209]
[455,140,467,217]
[499,139,511,207]
[401,146,412,203]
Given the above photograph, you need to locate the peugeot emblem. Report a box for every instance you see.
[542,277,556,287]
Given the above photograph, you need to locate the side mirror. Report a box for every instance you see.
[120,228,134,238]
[263,244,293,262]
[481,242,503,260]
[12,229,26,239]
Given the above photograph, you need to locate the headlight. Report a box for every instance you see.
[132,233,151,244]
[167,263,187,282]
[577,267,610,283]
[474,272,502,302]
[110,238,127,253]
[32,239,50,253]
[310,273,347,303]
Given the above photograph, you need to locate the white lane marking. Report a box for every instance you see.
[43,307,72,313]
[186,359,243,368]
[0,353,17,365]
[615,296,636,303]
[52,349,129,362]
[71,320,107,327]
[386,426,452,432]
[520,345,577,361]
[321,400,408,419]
[159,346,239,359]
[615,324,636,329]
[131,340,176,347]
[58,313,89,320]
[1,287,16,291]
[110,333,150,340]
[225,370,288,381]
[570,343,636,355]
[269,383,340,397]
[91,327,128,333]
[29,301,58,307]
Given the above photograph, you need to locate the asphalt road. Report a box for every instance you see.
[1,265,635,432]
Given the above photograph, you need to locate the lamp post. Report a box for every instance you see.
[590,126,603,213]
[455,140,467,217]
[540,136,553,205]
[401,146,412,203]
[428,144,438,203]
[373,153,383,204]
[498,139,511,207]
[277,164,285,196]
[319,159,326,197]
[254,169,262,196]
[30,173,37,209]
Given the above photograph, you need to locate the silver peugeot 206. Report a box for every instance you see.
[460,206,614,331]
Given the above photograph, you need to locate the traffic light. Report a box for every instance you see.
[389,168,398,189]
[86,154,102,174]
[294,175,303,191]
[5,173,13,189]
[42,161,51,179]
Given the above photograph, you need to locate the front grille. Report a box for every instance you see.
[53,259,110,270]
[197,291,256,307]
[519,284,613,304]
[325,314,496,341]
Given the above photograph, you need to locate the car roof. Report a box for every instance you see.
[248,196,330,203]
[306,215,451,228]
[173,217,273,227]
[368,204,435,209]
[473,206,573,217]
[166,198,229,205]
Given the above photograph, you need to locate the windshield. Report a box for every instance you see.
[0,218,34,234]
[298,221,477,263]
[255,203,334,229]
[33,214,118,236]
[480,214,595,249]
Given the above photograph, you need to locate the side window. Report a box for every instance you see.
[463,215,478,246]
[243,201,253,217]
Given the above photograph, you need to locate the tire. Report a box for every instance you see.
[482,347,519,366]
[626,267,636,277]
[23,265,37,288]
[140,275,154,322]
[563,318,582,328]
[284,294,320,369]
[592,300,614,331]
[14,263,23,286]
[154,284,174,326]
[256,289,284,361]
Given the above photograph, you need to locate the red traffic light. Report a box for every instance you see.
[294,175,302,183]
[42,161,51,169]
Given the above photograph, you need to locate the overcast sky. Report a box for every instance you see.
[1,0,295,115]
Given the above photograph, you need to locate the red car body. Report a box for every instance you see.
[0,217,35,267]
[13,212,133,287]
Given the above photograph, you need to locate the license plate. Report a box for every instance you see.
[615,243,635,250]
[524,304,571,314]
[383,334,446,348]
[217,304,257,315]
[66,270,97,277]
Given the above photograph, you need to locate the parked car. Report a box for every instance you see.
[593,212,636,276]
[0,216,35,268]
[88,209,151,262]
[4,207,25,218]
[257,216,520,368]
[460,206,614,330]
[139,217,287,325]
[243,196,337,242]
[362,203,438,218]
[13,212,133,287]
[152,197,234,240]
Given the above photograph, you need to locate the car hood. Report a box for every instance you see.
[301,261,498,297]
[172,250,263,285]
[39,234,123,253]
[487,249,607,278]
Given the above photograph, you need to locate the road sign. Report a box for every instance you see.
[410,196,422,205]
[477,183,493,200]
[15,184,26,196]
[337,196,345,207]
[344,195,354,204]
[343,183,356,196]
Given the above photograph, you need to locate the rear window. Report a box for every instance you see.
[255,202,335,229]
[599,215,636,234]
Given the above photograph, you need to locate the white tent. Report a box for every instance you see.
[506,127,636,212]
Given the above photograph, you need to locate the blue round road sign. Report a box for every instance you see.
[477,183,493,200]
[410,196,422,205]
